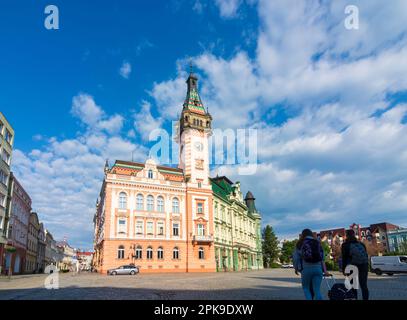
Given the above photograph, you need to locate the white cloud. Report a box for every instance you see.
[119,60,132,79]
[133,101,163,141]
[12,96,148,248]
[71,93,124,134]
[215,0,242,18]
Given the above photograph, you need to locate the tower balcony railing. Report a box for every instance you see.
[193,235,214,243]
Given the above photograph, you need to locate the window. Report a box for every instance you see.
[157,196,164,212]
[135,221,143,235]
[198,181,202,188]
[0,121,3,135]
[135,246,142,259]
[0,194,5,207]
[173,247,179,260]
[136,194,144,210]
[197,224,205,236]
[157,221,164,235]
[117,246,125,259]
[5,130,12,145]
[198,247,205,260]
[173,223,179,236]
[197,203,203,214]
[0,170,8,186]
[147,195,154,211]
[148,169,153,179]
[157,247,164,260]
[147,247,153,259]
[118,192,127,209]
[172,198,179,213]
[117,219,127,234]
[147,221,154,235]
[1,149,10,165]
[400,257,407,264]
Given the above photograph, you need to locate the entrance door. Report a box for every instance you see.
[14,254,20,273]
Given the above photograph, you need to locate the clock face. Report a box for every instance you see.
[194,142,204,151]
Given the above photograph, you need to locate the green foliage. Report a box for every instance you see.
[280,240,298,263]
[262,225,280,268]
[325,260,339,271]
[321,241,331,262]
[270,262,281,269]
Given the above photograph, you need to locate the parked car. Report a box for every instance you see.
[281,264,294,269]
[107,265,139,275]
[371,255,407,276]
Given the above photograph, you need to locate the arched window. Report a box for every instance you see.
[147,195,154,211]
[199,120,203,126]
[157,247,164,260]
[157,196,164,212]
[198,247,205,260]
[172,197,179,213]
[117,245,125,259]
[173,247,179,260]
[148,169,153,179]
[118,192,127,209]
[147,246,153,260]
[135,246,142,259]
[136,194,144,210]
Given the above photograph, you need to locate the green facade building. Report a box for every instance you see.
[211,176,263,272]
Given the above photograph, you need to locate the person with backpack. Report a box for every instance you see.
[299,229,330,300]
[293,234,314,299]
[341,229,369,300]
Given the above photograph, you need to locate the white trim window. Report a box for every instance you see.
[173,247,179,260]
[197,224,205,236]
[172,197,179,213]
[118,192,127,210]
[136,194,144,210]
[148,169,153,179]
[157,221,164,236]
[0,170,8,186]
[147,195,154,211]
[157,247,164,260]
[135,221,144,235]
[1,149,10,165]
[0,193,5,208]
[172,222,179,236]
[147,247,153,260]
[135,246,142,259]
[157,196,164,212]
[117,218,127,235]
[197,202,204,214]
[117,246,125,259]
[146,221,154,235]
[199,247,205,260]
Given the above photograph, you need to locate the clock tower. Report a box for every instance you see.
[177,66,215,272]
[178,68,212,185]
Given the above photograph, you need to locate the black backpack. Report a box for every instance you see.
[301,239,322,263]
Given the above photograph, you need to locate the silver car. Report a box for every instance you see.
[107,265,140,275]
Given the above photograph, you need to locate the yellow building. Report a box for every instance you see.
[212,177,263,271]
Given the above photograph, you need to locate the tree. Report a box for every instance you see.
[262,225,279,268]
[321,241,331,262]
[280,240,297,264]
[398,240,407,254]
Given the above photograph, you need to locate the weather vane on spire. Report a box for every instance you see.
[189,59,194,74]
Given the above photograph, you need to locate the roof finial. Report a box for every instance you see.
[189,59,194,75]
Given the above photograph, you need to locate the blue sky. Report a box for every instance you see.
[1,0,407,249]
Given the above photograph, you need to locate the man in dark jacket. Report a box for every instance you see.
[341,229,369,300]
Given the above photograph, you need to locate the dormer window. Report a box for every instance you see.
[148,169,153,179]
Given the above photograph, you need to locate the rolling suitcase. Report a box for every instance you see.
[324,275,358,300]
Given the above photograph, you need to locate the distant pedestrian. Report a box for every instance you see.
[298,229,330,300]
[341,229,369,300]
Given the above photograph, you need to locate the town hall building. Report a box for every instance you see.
[92,70,263,273]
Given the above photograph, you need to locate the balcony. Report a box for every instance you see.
[193,235,214,243]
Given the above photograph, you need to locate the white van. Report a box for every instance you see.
[370,256,407,275]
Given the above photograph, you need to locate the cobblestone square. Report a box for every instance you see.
[0,269,406,300]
